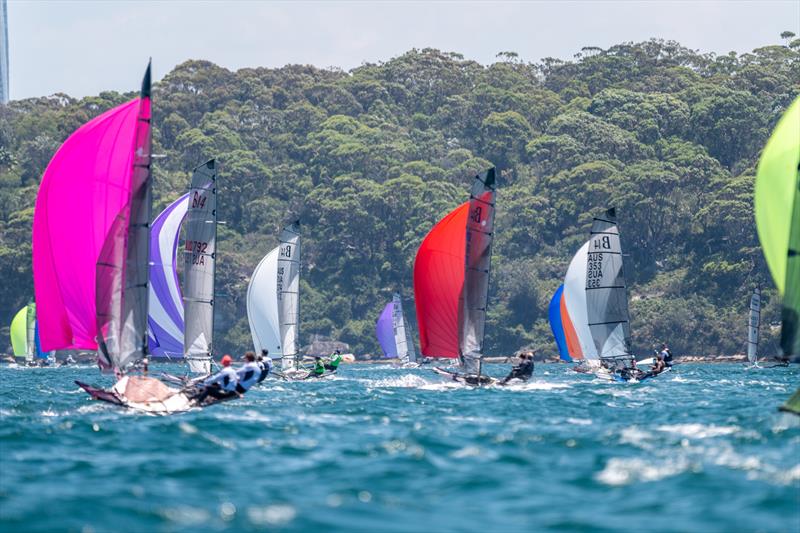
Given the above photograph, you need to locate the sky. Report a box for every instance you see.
[6,0,800,100]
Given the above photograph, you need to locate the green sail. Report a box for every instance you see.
[755,96,800,356]
[10,306,27,357]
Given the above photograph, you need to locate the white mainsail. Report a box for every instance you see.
[585,208,633,363]
[392,293,416,364]
[247,222,301,371]
[183,159,217,374]
[747,286,761,365]
[25,303,36,363]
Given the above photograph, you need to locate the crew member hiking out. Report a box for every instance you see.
[310,356,326,378]
[325,350,343,372]
[501,351,535,384]
[258,349,272,382]
[659,343,674,367]
[235,352,263,393]
[191,354,239,403]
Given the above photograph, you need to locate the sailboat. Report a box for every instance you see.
[247,221,302,375]
[183,160,218,374]
[32,63,201,413]
[746,286,761,368]
[147,192,189,359]
[376,293,417,366]
[754,96,798,412]
[9,302,52,365]
[414,168,496,385]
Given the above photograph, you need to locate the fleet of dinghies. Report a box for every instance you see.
[6,62,798,412]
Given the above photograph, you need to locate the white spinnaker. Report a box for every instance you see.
[747,287,761,364]
[392,293,416,364]
[563,240,599,361]
[277,223,301,371]
[247,247,282,361]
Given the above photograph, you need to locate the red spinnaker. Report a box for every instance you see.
[413,202,469,358]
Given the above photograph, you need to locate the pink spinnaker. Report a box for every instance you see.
[33,98,146,351]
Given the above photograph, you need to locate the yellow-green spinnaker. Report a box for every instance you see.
[10,306,27,357]
[755,96,800,356]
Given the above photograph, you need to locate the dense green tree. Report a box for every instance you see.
[1,37,797,358]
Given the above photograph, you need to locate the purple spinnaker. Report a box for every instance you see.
[376,302,397,358]
[147,193,189,357]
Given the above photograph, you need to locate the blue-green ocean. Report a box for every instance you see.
[0,363,798,532]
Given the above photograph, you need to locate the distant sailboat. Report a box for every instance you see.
[376,293,417,366]
[414,168,496,381]
[9,302,51,364]
[148,192,189,359]
[746,286,761,368]
[247,221,301,373]
[183,160,218,374]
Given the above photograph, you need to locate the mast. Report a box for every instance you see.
[585,208,633,364]
[747,286,761,365]
[277,221,301,371]
[96,62,153,373]
[183,159,217,374]
[459,168,496,374]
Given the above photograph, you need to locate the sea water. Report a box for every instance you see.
[0,363,798,532]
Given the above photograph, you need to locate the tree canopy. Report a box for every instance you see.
[1,37,798,357]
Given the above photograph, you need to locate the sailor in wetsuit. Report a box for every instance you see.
[235,352,263,393]
[501,351,535,384]
[192,354,239,403]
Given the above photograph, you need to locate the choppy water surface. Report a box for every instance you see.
[0,363,798,532]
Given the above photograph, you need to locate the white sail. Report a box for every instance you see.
[277,222,301,371]
[392,293,416,364]
[585,208,632,361]
[25,303,35,362]
[247,247,282,362]
[747,286,761,365]
[563,240,599,361]
[459,168,496,374]
[183,160,217,374]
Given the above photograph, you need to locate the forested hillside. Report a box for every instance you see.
[1,36,798,357]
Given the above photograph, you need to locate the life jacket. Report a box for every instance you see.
[314,361,325,374]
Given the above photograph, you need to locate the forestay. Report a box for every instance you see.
[585,208,632,361]
[183,160,217,374]
[747,286,761,365]
[459,168,496,374]
[147,193,189,358]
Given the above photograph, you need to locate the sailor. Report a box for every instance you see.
[659,343,674,367]
[501,351,535,384]
[312,356,326,377]
[235,352,263,393]
[192,354,239,403]
[325,349,343,372]
[257,349,272,382]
